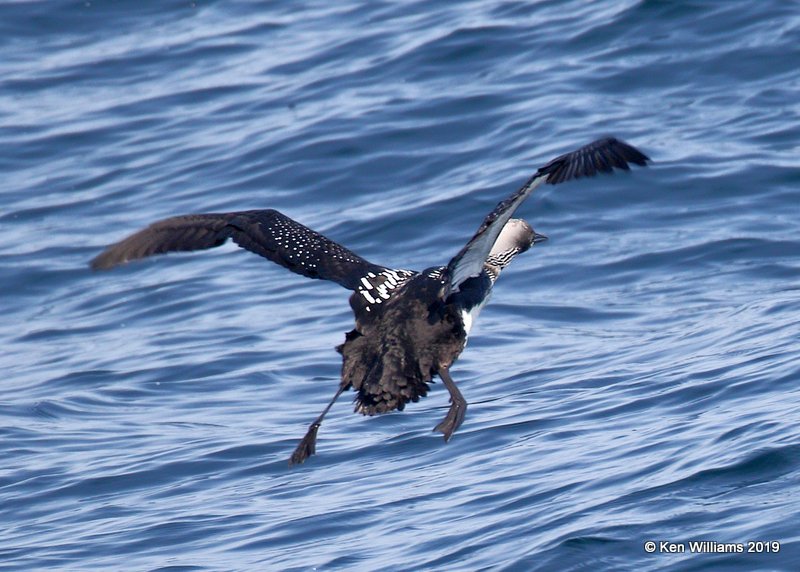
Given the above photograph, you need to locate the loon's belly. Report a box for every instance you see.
[454,271,494,338]
[460,293,491,337]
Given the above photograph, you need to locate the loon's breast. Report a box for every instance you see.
[452,271,494,337]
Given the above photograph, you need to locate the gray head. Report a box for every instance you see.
[484,218,546,281]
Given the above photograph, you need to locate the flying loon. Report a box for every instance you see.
[91,137,649,465]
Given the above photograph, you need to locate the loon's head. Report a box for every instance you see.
[484,218,547,280]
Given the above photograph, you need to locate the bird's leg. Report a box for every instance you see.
[289,383,347,466]
[433,366,467,442]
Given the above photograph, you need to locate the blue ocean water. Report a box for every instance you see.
[1,0,799,570]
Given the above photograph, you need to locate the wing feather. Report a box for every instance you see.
[445,137,649,293]
[91,209,388,291]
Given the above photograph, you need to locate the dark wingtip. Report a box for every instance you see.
[540,137,649,185]
[89,250,120,271]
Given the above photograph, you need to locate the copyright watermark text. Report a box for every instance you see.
[644,540,780,554]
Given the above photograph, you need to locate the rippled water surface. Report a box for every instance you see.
[2,1,799,570]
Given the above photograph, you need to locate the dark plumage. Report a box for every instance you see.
[91,136,649,465]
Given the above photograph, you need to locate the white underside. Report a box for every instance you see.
[460,299,488,338]
[461,309,474,337]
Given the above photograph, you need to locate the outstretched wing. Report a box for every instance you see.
[445,137,649,294]
[91,209,390,291]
